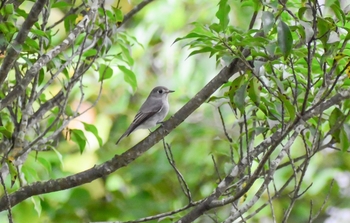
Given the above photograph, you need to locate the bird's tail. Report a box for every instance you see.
[115,125,134,145]
[115,133,126,145]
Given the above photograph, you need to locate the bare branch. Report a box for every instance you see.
[163,140,192,203]
[0,173,13,223]
[223,131,300,223]
[120,0,155,27]
[309,180,334,222]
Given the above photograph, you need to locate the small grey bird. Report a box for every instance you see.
[116,86,174,144]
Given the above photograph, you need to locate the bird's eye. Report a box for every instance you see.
[158,89,163,94]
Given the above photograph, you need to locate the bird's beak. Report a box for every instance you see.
[167,90,175,93]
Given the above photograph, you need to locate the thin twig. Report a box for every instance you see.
[211,155,222,182]
[162,139,192,203]
[120,0,155,27]
[0,173,13,223]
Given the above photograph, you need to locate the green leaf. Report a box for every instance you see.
[15,8,27,18]
[22,165,39,183]
[98,64,113,81]
[118,65,137,91]
[7,22,16,33]
[4,4,14,14]
[126,34,144,49]
[207,96,225,103]
[25,38,39,50]
[31,196,42,216]
[216,0,230,30]
[31,28,47,38]
[65,106,74,116]
[83,49,97,57]
[0,126,12,138]
[241,1,255,9]
[52,1,71,8]
[341,125,350,152]
[209,23,222,33]
[50,146,64,167]
[188,47,216,57]
[316,17,334,47]
[344,28,350,42]
[329,107,343,127]
[119,43,134,66]
[261,97,278,120]
[39,93,46,102]
[254,127,269,136]
[258,102,268,116]
[39,68,45,85]
[0,23,8,33]
[112,6,123,22]
[6,160,17,187]
[83,122,103,147]
[298,7,308,20]
[325,0,337,6]
[329,107,343,142]
[277,21,293,59]
[62,67,70,79]
[102,36,113,54]
[64,14,77,32]
[330,2,346,26]
[234,83,247,113]
[173,22,215,43]
[241,36,269,47]
[262,11,275,35]
[104,9,116,22]
[37,157,52,174]
[265,42,276,56]
[278,93,295,120]
[299,21,314,43]
[241,0,261,11]
[227,75,245,109]
[248,77,261,106]
[71,129,87,154]
[270,75,285,92]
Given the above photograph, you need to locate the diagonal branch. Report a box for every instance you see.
[0,0,46,86]
[0,53,247,211]
[0,42,349,213]
[120,0,155,26]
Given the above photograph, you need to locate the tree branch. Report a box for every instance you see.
[0,0,101,111]
[176,89,350,222]
[0,0,46,86]
[120,0,155,26]
[0,51,248,211]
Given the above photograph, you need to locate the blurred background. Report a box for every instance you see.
[2,0,350,222]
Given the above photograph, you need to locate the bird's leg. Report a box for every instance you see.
[156,121,164,126]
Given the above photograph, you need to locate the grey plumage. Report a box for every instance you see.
[116,86,174,144]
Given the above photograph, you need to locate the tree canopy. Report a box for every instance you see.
[0,0,350,222]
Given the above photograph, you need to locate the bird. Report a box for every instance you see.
[116,86,174,144]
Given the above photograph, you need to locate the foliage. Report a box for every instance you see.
[0,0,350,222]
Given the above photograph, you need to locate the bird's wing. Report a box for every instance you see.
[116,99,164,145]
[126,100,164,136]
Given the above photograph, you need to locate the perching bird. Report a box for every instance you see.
[116,86,174,144]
